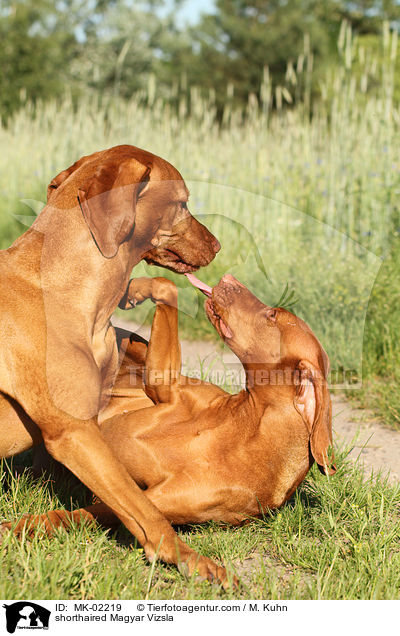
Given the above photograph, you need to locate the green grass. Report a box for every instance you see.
[1,445,399,600]
[346,244,400,429]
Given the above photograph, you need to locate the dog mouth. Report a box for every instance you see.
[185,272,233,339]
[144,248,199,273]
[205,297,233,340]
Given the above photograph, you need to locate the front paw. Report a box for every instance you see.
[119,278,153,309]
[119,277,177,309]
[149,277,178,307]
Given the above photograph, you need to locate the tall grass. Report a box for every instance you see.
[0,24,399,415]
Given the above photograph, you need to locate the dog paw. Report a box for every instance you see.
[120,277,178,310]
[0,514,34,539]
[185,555,239,591]
[0,522,11,538]
[150,278,178,307]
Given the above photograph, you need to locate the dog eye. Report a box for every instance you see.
[181,201,188,210]
[265,308,277,322]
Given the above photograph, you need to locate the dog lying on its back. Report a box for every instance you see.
[2,275,335,535]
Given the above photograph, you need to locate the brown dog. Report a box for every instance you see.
[0,145,231,585]
[2,276,335,549]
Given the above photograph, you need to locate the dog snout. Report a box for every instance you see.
[220,274,245,289]
[191,222,221,265]
[212,278,237,308]
[198,222,220,255]
[221,274,236,284]
[211,236,221,254]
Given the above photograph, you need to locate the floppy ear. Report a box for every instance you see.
[77,158,150,259]
[47,155,91,202]
[294,360,336,476]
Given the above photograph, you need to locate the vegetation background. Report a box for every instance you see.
[0,0,400,600]
[1,0,400,426]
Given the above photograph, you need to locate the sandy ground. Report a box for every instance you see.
[113,317,400,486]
[331,395,400,484]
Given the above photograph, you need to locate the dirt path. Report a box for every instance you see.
[332,395,400,484]
[113,318,400,485]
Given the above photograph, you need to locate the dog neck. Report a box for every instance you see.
[240,361,298,408]
[28,204,140,331]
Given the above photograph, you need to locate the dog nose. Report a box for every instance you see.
[220,274,247,291]
[212,237,221,253]
[221,274,238,284]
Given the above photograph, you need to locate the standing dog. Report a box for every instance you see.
[0,145,231,586]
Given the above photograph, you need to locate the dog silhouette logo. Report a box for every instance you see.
[3,602,50,633]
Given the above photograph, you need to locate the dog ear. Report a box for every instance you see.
[47,155,91,202]
[294,360,336,475]
[77,159,150,259]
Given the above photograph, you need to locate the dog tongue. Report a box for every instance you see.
[185,273,212,297]
[186,273,233,339]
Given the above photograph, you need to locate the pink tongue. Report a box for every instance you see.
[185,273,212,297]
[185,273,233,339]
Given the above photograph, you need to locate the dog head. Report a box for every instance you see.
[205,274,335,475]
[47,145,220,268]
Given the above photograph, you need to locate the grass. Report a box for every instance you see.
[1,443,399,600]
[347,243,400,429]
